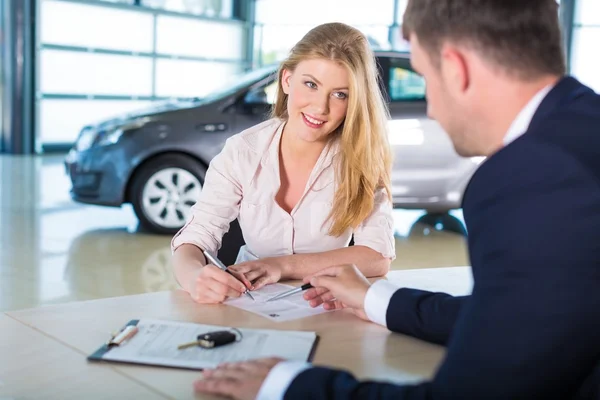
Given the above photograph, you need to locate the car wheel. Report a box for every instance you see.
[130,154,205,235]
[417,212,467,236]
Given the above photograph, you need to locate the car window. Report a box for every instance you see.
[389,65,426,102]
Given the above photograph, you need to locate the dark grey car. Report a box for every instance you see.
[65,51,482,234]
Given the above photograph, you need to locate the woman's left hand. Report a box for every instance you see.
[228,257,287,290]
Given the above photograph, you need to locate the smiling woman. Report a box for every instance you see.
[171,22,396,305]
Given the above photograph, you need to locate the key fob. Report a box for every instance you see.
[197,330,237,349]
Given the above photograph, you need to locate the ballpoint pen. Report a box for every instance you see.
[265,283,313,302]
[203,250,255,301]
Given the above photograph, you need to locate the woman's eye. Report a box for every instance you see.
[304,81,317,89]
[333,92,348,99]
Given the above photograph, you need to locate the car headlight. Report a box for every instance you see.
[75,127,98,151]
[75,118,150,151]
[95,127,126,147]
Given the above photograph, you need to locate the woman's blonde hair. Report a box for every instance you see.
[271,22,393,236]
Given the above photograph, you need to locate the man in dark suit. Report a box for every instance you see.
[194,1,600,399]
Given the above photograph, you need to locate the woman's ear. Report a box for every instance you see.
[281,69,292,95]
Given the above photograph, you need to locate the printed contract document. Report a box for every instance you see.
[88,319,318,370]
[226,283,332,322]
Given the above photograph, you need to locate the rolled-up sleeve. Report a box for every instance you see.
[170,136,244,255]
[352,187,396,260]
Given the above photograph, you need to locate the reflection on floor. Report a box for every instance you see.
[0,154,469,312]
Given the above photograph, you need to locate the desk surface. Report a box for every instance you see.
[2,266,472,400]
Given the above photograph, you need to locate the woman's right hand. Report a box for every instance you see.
[188,265,252,304]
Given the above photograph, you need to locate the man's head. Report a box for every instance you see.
[403,0,565,156]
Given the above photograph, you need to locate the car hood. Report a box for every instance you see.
[91,98,207,131]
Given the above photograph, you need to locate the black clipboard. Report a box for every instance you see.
[87,319,320,371]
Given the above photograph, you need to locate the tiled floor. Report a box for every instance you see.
[0,154,469,312]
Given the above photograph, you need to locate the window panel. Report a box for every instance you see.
[570,27,600,92]
[40,50,153,96]
[40,99,153,143]
[389,66,426,101]
[255,0,394,25]
[142,0,233,18]
[257,25,315,63]
[256,24,391,66]
[574,0,600,25]
[396,0,409,23]
[40,0,154,52]
[156,15,244,59]
[155,59,242,97]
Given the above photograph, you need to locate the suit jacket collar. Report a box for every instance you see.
[527,76,593,134]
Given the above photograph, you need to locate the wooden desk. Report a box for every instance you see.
[2,266,472,399]
[0,314,165,399]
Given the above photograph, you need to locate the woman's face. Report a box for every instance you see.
[281,58,350,144]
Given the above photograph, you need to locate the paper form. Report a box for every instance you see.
[100,319,316,370]
[225,283,333,322]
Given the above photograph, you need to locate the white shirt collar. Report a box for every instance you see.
[503,84,554,146]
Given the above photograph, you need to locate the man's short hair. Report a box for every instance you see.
[402,0,566,79]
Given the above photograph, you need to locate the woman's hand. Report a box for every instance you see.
[188,265,252,304]
[228,257,287,290]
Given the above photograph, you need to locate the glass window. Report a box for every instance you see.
[40,50,153,96]
[570,27,600,92]
[155,15,244,60]
[40,99,153,143]
[155,59,242,98]
[142,0,233,18]
[255,0,394,25]
[255,24,391,67]
[395,0,409,23]
[574,0,600,25]
[389,66,426,101]
[40,0,153,52]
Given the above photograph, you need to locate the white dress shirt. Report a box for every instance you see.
[255,84,554,400]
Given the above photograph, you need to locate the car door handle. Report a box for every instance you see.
[196,123,227,133]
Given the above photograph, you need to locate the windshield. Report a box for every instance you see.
[203,64,278,102]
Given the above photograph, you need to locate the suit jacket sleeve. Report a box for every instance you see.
[385,289,467,345]
[284,140,600,400]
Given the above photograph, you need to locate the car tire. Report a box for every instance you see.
[129,154,206,235]
[416,212,467,236]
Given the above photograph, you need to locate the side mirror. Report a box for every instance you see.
[243,88,268,105]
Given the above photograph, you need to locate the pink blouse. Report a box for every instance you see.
[171,118,395,261]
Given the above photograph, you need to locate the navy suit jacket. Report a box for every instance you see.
[284,77,600,399]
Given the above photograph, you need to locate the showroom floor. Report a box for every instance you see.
[0,154,469,312]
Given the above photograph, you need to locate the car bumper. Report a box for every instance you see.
[391,160,480,211]
[64,147,127,207]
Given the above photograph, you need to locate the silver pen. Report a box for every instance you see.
[203,250,255,301]
[266,283,313,302]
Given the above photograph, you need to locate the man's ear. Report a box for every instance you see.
[440,44,469,95]
[281,69,292,95]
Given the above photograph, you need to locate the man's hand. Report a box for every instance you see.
[194,357,284,400]
[228,257,286,290]
[303,264,371,319]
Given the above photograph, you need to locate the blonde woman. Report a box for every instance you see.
[171,22,395,304]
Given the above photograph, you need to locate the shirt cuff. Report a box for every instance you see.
[364,279,400,327]
[256,361,311,400]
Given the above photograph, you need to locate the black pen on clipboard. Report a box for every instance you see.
[203,250,255,301]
